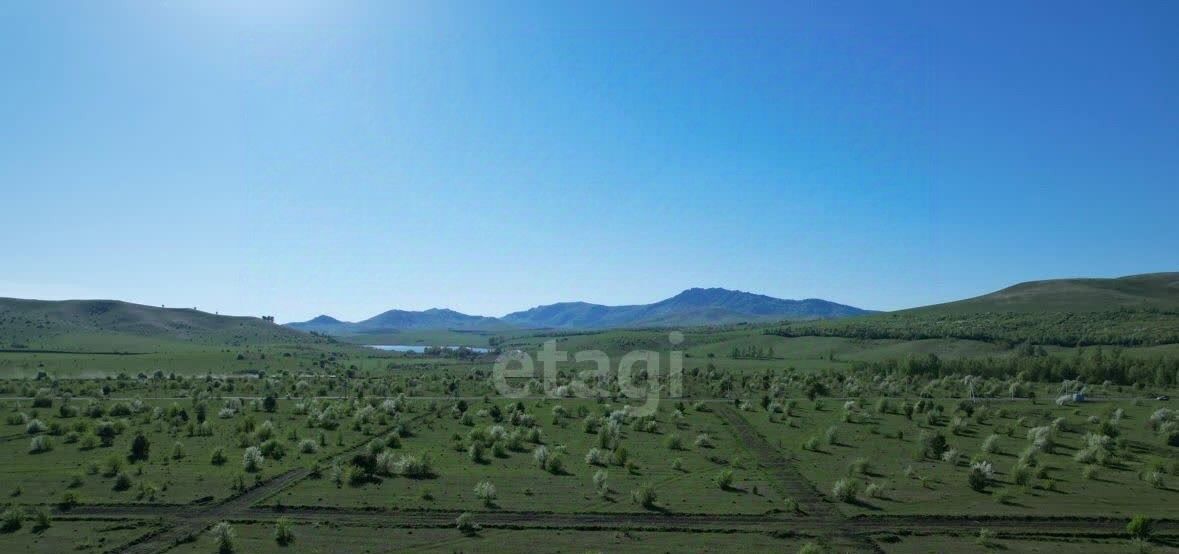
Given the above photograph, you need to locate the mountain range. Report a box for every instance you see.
[287,287,872,335]
[5,273,1177,350]
[287,309,513,335]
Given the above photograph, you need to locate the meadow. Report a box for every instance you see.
[1,324,1178,553]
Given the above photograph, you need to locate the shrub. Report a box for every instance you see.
[584,447,607,466]
[848,457,870,476]
[1,506,21,533]
[865,481,887,499]
[1145,471,1165,489]
[274,517,294,546]
[632,482,658,508]
[467,441,485,464]
[129,433,150,462]
[694,433,714,448]
[593,469,609,496]
[243,446,264,472]
[1082,465,1099,481]
[976,528,996,548]
[545,455,565,475]
[103,455,123,477]
[58,492,78,510]
[981,434,1000,454]
[716,469,734,490]
[260,439,285,461]
[456,512,479,535]
[918,431,948,460]
[671,457,684,471]
[1127,515,1152,539]
[798,542,826,554]
[532,445,550,468]
[393,453,433,478]
[474,480,497,507]
[968,461,994,491]
[803,436,821,451]
[28,435,52,454]
[210,447,228,466]
[298,439,318,454]
[825,426,839,445]
[27,506,48,532]
[832,478,859,503]
[113,471,133,491]
[664,434,684,450]
[171,442,185,460]
[26,419,46,435]
[212,521,235,554]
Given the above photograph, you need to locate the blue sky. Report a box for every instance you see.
[2,1,1177,322]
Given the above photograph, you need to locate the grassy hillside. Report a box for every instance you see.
[769,273,1179,347]
[0,298,332,352]
[909,272,1179,314]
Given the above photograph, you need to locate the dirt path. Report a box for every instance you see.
[713,403,884,552]
[713,403,837,518]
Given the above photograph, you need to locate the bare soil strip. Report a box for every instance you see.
[713,403,837,518]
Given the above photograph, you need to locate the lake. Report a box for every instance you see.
[366,345,491,353]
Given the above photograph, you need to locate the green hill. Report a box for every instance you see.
[769,273,1179,347]
[908,272,1179,314]
[0,297,331,352]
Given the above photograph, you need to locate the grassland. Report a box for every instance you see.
[5,288,1179,552]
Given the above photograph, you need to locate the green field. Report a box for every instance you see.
[4,289,1179,552]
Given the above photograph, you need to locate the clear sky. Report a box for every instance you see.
[2,1,1177,322]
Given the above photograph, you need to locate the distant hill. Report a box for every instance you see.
[287,308,512,335]
[907,272,1179,314]
[288,288,870,335]
[0,298,326,352]
[768,273,1179,347]
[502,288,872,329]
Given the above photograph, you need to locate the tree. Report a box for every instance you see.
[95,422,117,447]
[263,395,278,413]
[128,433,150,463]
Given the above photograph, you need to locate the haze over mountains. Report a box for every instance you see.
[288,288,872,334]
